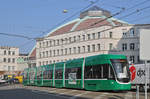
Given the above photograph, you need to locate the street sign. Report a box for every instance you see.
[139,29,150,99]
[140,29,150,60]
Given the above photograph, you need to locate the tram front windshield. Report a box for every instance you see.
[111,59,130,82]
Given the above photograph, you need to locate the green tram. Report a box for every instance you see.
[23,54,131,91]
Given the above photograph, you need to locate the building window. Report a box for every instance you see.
[82,46,85,53]
[8,58,11,63]
[61,39,64,45]
[8,51,11,55]
[92,44,95,52]
[65,38,68,44]
[53,50,55,56]
[65,48,67,55]
[130,56,135,63]
[122,29,127,37]
[3,58,6,62]
[57,49,59,56]
[83,35,85,41]
[57,39,59,45]
[12,58,15,63]
[40,53,42,58]
[4,50,6,55]
[137,56,140,63]
[87,34,90,40]
[97,44,101,51]
[74,36,76,42]
[43,42,45,47]
[78,35,80,41]
[39,42,41,48]
[50,41,52,46]
[49,50,52,57]
[92,33,95,39]
[69,37,72,43]
[130,43,135,50]
[87,45,90,52]
[69,48,71,54]
[98,32,101,39]
[130,28,134,36]
[12,66,15,71]
[61,49,63,55]
[39,62,41,66]
[43,61,45,65]
[12,51,15,55]
[78,47,80,53]
[8,66,11,71]
[53,40,56,46]
[46,61,48,65]
[46,41,48,47]
[109,32,113,38]
[73,47,76,54]
[46,51,48,57]
[122,43,127,51]
[43,52,45,58]
[109,43,113,50]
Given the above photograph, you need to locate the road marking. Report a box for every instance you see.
[94,93,109,99]
[125,92,133,99]
[56,89,78,96]
[70,91,89,99]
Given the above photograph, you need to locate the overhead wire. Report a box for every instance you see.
[38,0,100,36]
[130,13,150,23]
[14,0,101,53]
[0,32,35,40]
[91,0,150,26]
[1,0,150,53]
[118,5,150,20]
[21,0,150,44]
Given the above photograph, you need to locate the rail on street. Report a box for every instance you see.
[0,84,150,99]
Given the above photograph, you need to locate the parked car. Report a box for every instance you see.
[0,79,7,84]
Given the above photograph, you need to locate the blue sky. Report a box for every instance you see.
[0,0,150,54]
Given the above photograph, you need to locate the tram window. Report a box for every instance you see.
[65,67,81,79]
[84,64,115,79]
[55,69,63,79]
[103,65,109,78]
[43,70,53,79]
[108,66,115,79]
[43,70,47,79]
[84,66,93,79]
[23,72,28,80]
[48,70,53,79]
[37,70,42,80]
[65,68,70,79]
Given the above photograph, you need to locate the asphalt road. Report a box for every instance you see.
[0,88,79,99]
[0,84,150,99]
[0,84,88,99]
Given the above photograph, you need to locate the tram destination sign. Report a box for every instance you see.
[140,29,150,60]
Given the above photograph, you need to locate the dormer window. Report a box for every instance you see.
[130,28,134,36]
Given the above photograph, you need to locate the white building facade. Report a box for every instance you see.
[35,7,150,66]
[17,54,29,71]
[0,46,19,74]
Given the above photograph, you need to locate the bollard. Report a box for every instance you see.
[136,85,139,99]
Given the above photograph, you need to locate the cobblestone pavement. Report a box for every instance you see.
[0,84,150,99]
